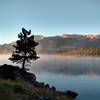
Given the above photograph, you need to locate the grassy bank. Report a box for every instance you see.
[0,79,73,100]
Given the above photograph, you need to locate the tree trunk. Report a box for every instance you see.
[22,52,26,71]
[22,57,25,71]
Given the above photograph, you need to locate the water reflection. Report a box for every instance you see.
[28,55,100,76]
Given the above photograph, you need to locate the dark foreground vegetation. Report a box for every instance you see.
[0,64,78,100]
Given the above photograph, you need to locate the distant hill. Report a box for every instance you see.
[0,34,100,54]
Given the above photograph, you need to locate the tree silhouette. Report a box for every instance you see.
[9,28,39,71]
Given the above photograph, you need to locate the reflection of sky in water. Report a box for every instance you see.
[36,73,100,100]
[0,55,100,100]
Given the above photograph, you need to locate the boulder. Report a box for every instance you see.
[66,90,78,99]
[22,71,36,82]
[0,64,36,83]
[0,64,20,80]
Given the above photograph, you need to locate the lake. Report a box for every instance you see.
[0,54,100,100]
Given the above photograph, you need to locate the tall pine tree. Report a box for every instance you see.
[9,28,39,71]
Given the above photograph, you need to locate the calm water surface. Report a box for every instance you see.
[0,55,100,100]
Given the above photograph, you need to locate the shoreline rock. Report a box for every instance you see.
[66,90,78,99]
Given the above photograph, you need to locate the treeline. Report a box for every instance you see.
[60,48,100,56]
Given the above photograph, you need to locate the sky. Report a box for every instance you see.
[0,0,100,44]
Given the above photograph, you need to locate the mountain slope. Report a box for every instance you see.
[0,34,100,54]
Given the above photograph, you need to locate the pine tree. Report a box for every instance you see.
[9,28,39,71]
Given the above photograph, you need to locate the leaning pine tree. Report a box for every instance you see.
[9,28,39,71]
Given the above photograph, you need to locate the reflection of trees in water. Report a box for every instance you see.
[30,55,100,76]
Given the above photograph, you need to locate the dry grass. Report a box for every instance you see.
[0,79,72,100]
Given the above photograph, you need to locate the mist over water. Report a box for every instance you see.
[0,54,100,100]
[29,55,100,76]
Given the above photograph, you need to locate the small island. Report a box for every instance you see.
[0,28,78,100]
